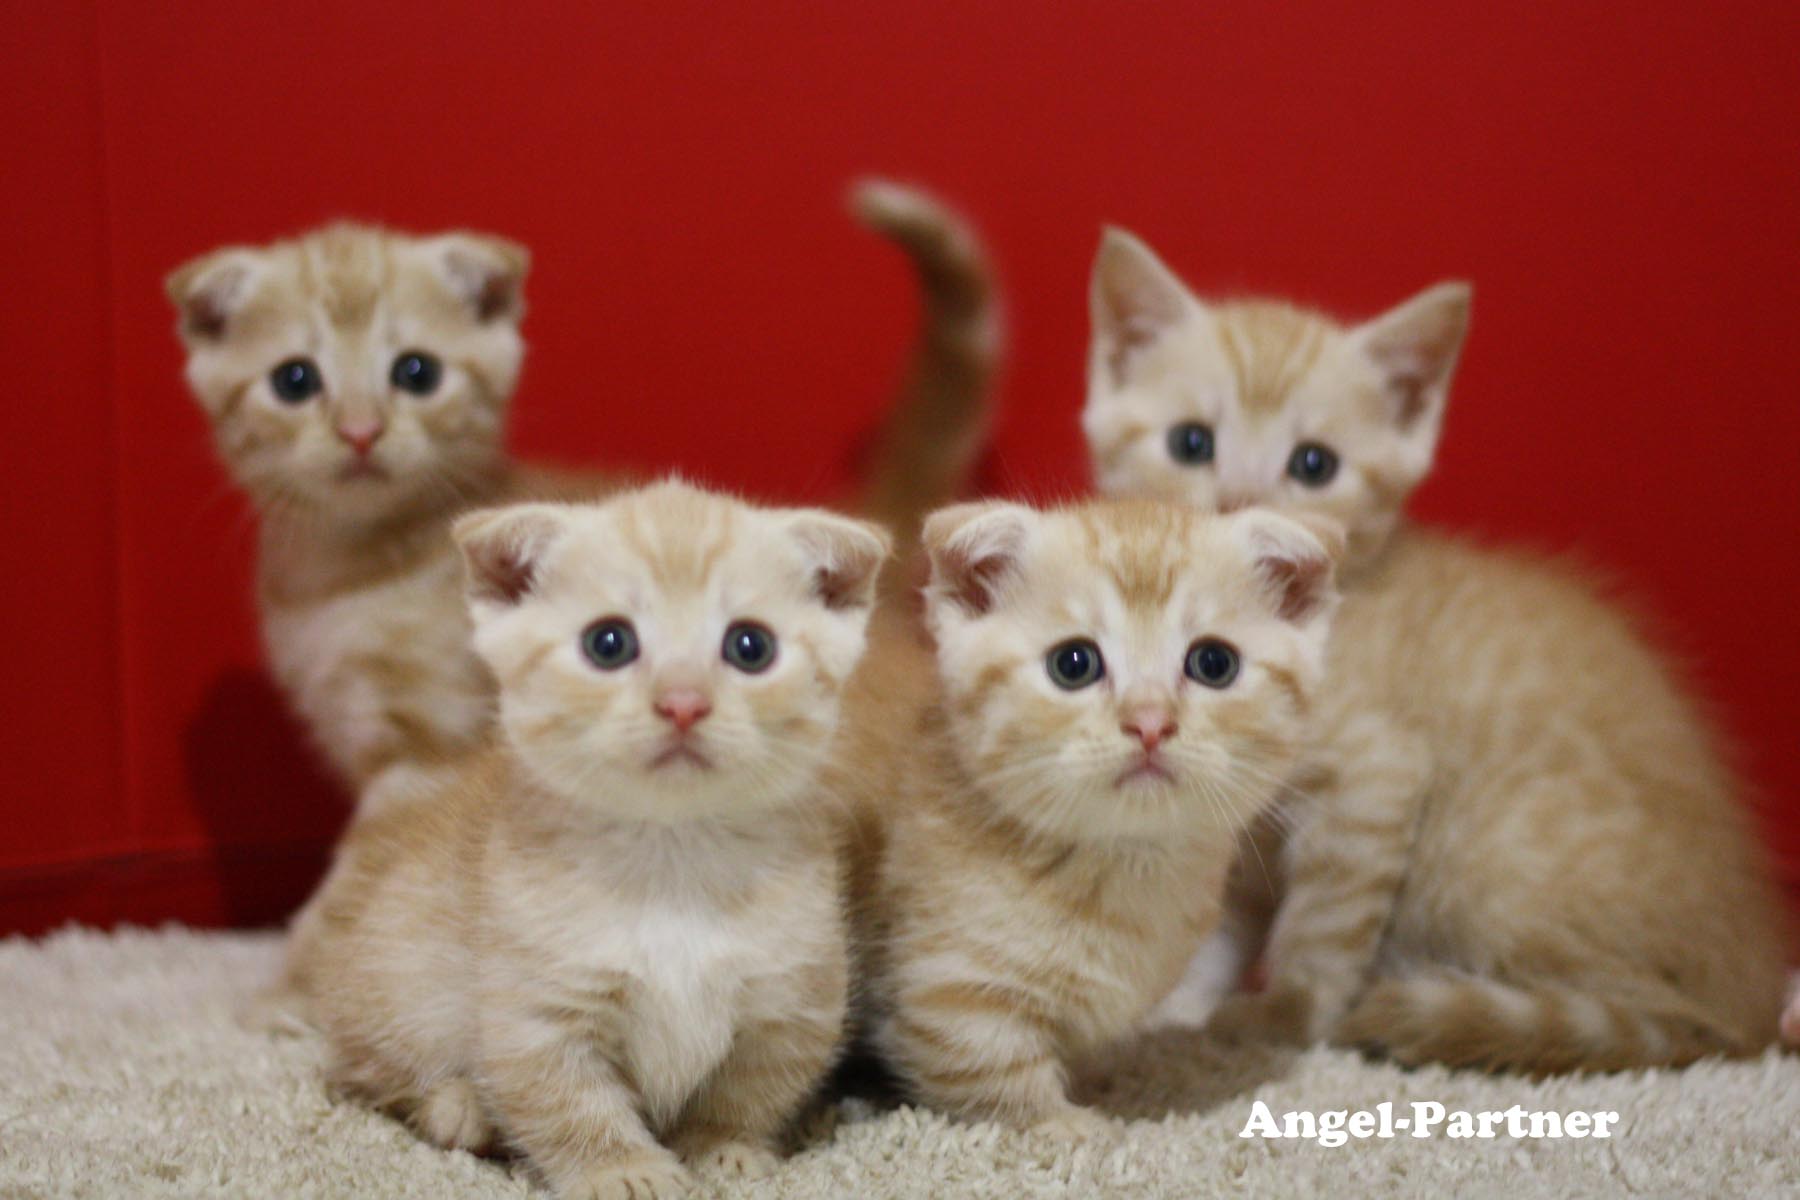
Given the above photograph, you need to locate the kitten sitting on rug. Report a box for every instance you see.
[846,498,1341,1134]
[293,483,888,1200]
[166,181,995,797]
[1081,229,1791,1073]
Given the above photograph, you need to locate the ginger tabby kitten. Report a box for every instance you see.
[294,483,889,1200]
[848,498,1341,1134]
[167,183,995,795]
[1083,228,1791,1073]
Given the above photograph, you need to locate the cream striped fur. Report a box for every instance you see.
[1084,229,1791,1074]
[291,484,890,1200]
[845,499,1341,1134]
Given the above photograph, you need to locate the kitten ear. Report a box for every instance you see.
[451,503,570,608]
[783,512,893,612]
[430,233,531,323]
[1090,227,1198,387]
[165,248,263,341]
[922,501,1034,618]
[1351,281,1472,430]
[1229,509,1343,623]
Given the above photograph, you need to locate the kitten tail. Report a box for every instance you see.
[1337,969,1761,1076]
[851,179,1000,551]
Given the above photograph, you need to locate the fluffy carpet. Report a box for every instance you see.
[2,927,1794,1198]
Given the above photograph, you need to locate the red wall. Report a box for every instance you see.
[3,2,1797,934]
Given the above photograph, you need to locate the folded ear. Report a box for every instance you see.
[922,501,1034,618]
[429,233,531,323]
[1090,227,1199,387]
[1351,281,1471,430]
[451,504,571,609]
[783,511,893,612]
[165,247,263,341]
[1229,509,1343,623]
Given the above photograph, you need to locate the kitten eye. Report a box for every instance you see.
[1287,442,1339,487]
[1166,422,1215,466]
[581,618,639,670]
[722,622,778,674]
[269,358,323,403]
[1045,639,1105,690]
[1185,638,1240,689]
[390,351,443,396]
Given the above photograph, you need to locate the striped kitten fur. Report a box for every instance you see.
[167,181,995,796]
[846,498,1341,1134]
[293,483,888,1200]
[1084,229,1791,1073]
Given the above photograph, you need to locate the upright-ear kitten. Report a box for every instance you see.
[1084,229,1791,1072]
[294,482,889,1199]
[847,498,1340,1134]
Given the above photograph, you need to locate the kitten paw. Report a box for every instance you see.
[1204,986,1315,1045]
[1028,1106,1116,1145]
[679,1136,780,1180]
[238,985,313,1036]
[413,1078,493,1154]
[563,1152,693,1200]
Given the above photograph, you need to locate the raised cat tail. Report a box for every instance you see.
[1336,969,1762,1076]
[851,179,1001,551]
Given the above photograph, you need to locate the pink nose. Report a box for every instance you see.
[1121,709,1177,751]
[335,419,386,456]
[654,689,712,733]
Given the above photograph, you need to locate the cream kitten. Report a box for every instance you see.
[294,482,889,1199]
[168,185,995,793]
[1084,229,1791,1072]
[847,498,1340,1134]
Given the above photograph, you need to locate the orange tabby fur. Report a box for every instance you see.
[1085,229,1791,1073]
[845,498,1340,1132]
[294,483,889,1199]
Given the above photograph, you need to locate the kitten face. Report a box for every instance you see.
[167,223,529,524]
[922,499,1338,843]
[1082,229,1470,569]
[454,482,890,821]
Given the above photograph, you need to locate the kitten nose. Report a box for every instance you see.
[654,688,712,733]
[1121,708,1177,751]
[335,418,386,456]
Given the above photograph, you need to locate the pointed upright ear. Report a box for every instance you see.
[1230,510,1343,623]
[431,233,530,323]
[451,504,571,609]
[165,248,263,342]
[1090,227,1198,387]
[1352,281,1471,430]
[784,512,893,611]
[922,501,1034,618]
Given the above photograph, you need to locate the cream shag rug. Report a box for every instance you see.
[2,926,1794,1198]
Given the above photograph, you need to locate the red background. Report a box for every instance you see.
[3,2,1797,936]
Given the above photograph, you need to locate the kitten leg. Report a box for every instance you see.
[1146,813,1287,1030]
[885,983,1103,1137]
[480,1009,690,1200]
[669,1009,843,1181]
[1210,723,1428,1045]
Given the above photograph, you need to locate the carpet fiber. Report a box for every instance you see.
[3,927,1794,1198]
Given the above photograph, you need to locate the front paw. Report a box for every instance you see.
[1204,986,1316,1045]
[562,1150,693,1200]
[1028,1105,1117,1146]
[674,1132,780,1181]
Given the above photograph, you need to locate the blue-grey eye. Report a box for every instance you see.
[1166,422,1215,465]
[391,351,442,396]
[581,619,638,670]
[269,358,322,403]
[1287,442,1338,487]
[722,622,777,673]
[1046,639,1105,690]
[1185,638,1240,688]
